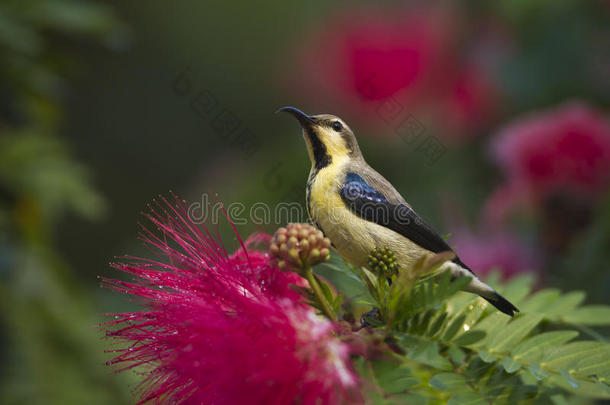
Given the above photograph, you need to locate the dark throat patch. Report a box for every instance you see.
[308,132,331,172]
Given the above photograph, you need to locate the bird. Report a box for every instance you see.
[278,106,519,316]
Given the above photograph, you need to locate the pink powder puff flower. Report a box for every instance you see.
[486,101,610,223]
[102,197,357,405]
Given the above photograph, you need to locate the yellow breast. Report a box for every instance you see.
[307,159,427,269]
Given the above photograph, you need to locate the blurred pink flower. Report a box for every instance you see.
[285,5,504,138]
[451,228,539,279]
[103,197,356,405]
[438,66,500,137]
[486,101,610,223]
[288,6,450,123]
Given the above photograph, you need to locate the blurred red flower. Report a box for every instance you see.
[286,4,504,139]
[103,197,356,405]
[486,101,610,223]
[438,66,500,137]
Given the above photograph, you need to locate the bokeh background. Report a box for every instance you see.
[1,0,609,403]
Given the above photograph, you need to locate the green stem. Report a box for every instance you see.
[304,266,337,321]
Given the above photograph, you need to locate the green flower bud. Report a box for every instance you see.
[367,247,401,278]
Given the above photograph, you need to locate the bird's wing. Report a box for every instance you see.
[340,172,471,270]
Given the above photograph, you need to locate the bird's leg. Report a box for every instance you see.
[359,307,383,329]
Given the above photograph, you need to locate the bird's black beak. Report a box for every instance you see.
[277,106,317,128]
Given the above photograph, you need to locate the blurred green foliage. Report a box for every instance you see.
[0,0,131,404]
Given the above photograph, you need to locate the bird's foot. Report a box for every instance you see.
[359,307,384,329]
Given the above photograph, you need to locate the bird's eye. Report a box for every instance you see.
[331,121,343,132]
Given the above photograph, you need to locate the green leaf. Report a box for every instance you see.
[454,297,489,332]
[529,363,550,380]
[478,349,498,363]
[501,357,522,373]
[550,394,571,405]
[595,379,610,394]
[361,267,378,286]
[541,291,585,317]
[449,276,474,296]
[427,312,448,337]
[495,382,539,402]
[500,274,535,304]
[453,330,486,346]
[447,392,486,405]
[448,346,466,364]
[443,314,467,341]
[512,331,579,363]
[391,393,431,405]
[559,368,579,388]
[372,362,418,395]
[543,342,607,372]
[411,309,435,335]
[410,341,452,370]
[332,292,344,313]
[572,346,610,377]
[546,374,610,398]
[560,306,610,326]
[434,270,452,300]
[320,260,361,281]
[487,314,543,353]
[429,372,467,390]
[470,312,510,347]
[520,289,560,313]
[361,267,379,291]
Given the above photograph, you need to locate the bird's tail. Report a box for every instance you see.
[448,263,519,317]
[480,291,519,317]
